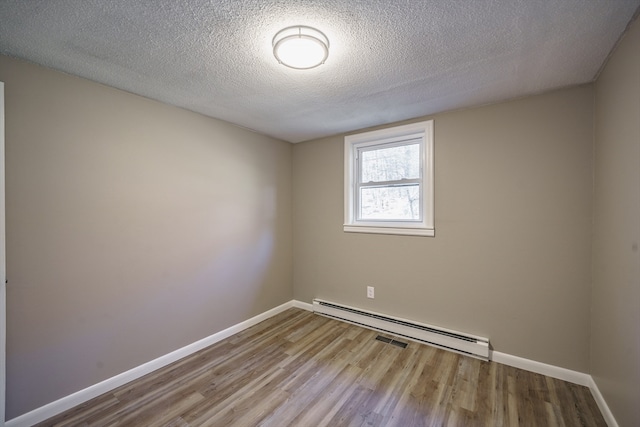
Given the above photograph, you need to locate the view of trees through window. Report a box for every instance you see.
[359,142,421,220]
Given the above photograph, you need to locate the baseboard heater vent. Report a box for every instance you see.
[312,299,490,360]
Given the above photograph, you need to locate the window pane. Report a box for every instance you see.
[361,143,420,183]
[359,185,420,220]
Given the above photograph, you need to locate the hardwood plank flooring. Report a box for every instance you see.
[37,308,606,427]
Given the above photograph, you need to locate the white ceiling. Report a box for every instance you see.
[1,1,638,143]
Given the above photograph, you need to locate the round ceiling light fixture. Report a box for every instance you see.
[272,25,329,70]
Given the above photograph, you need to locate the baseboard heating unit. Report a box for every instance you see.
[312,299,490,360]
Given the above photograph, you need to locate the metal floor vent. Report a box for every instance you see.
[390,339,408,349]
[313,299,490,360]
[375,335,408,348]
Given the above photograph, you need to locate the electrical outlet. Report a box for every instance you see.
[367,286,375,299]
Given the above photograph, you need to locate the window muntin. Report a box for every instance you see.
[344,120,434,236]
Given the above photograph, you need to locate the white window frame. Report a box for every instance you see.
[344,120,434,237]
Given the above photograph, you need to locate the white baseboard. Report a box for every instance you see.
[292,300,313,311]
[7,300,618,427]
[588,376,619,427]
[491,351,591,386]
[6,300,299,427]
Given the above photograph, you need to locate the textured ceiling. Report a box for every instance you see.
[1,1,639,143]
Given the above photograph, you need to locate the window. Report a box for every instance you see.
[344,120,434,236]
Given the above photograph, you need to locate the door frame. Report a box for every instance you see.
[1,81,6,425]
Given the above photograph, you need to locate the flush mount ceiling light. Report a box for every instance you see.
[272,25,329,70]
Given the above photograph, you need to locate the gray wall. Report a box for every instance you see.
[293,86,594,372]
[592,16,640,427]
[0,55,293,419]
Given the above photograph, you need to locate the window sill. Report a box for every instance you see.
[343,225,435,237]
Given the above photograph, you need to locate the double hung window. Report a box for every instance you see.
[344,120,434,236]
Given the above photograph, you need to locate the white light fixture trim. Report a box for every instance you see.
[272,25,329,70]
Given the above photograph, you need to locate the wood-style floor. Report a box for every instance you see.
[38,308,606,427]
